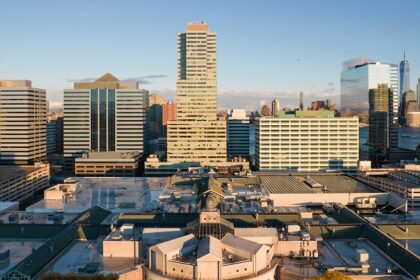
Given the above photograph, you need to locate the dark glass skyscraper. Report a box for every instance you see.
[368,84,393,166]
[399,51,410,109]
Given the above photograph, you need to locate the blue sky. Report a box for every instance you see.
[1,0,419,111]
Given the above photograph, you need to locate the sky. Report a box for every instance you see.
[1,0,420,111]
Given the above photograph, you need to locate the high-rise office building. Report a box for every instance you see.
[63,73,148,168]
[417,78,420,102]
[299,92,304,110]
[256,111,359,172]
[271,98,281,116]
[402,90,417,122]
[399,51,410,104]
[162,100,176,137]
[167,22,226,164]
[46,112,63,155]
[46,120,57,154]
[341,62,399,116]
[148,94,165,140]
[227,109,250,158]
[341,61,398,149]
[0,80,47,165]
[368,84,393,165]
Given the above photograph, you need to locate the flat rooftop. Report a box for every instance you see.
[27,177,199,214]
[398,239,420,257]
[46,240,136,275]
[365,214,420,224]
[76,151,141,161]
[322,239,397,274]
[281,238,400,277]
[0,202,18,213]
[0,211,78,225]
[0,239,46,277]
[260,174,378,194]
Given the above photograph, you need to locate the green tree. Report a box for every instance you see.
[312,271,352,280]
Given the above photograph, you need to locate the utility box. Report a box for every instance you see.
[356,249,369,263]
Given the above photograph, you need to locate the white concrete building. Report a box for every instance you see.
[255,111,359,172]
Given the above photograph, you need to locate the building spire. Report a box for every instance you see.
[404,49,406,61]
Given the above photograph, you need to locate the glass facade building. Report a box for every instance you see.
[399,52,410,104]
[341,62,399,115]
[340,62,399,150]
[368,84,392,165]
[64,73,148,170]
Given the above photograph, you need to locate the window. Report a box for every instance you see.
[99,89,107,151]
[108,89,115,151]
[90,89,98,151]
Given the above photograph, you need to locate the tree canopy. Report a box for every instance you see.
[40,273,119,280]
[312,271,352,280]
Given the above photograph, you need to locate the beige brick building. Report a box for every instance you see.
[0,80,47,165]
[167,23,226,164]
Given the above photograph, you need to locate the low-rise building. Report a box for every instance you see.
[144,210,277,280]
[0,163,50,204]
[74,151,141,177]
[103,224,141,260]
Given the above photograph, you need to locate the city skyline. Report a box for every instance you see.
[1,0,420,111]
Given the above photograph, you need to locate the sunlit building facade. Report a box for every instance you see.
[256,111,359,172]
[0,80,47,165]
[341,62,399,116]
[167,22,226,164]
[64,73,148,169]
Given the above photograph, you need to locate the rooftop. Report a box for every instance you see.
[45,240,137,275]
[262,110,338,119]
[72,73,140,90]
[76,151,141,162]
[0,239,46,278]
[27,177,168,214]
[0,211,78,225]
[260,174,378,194]
[0,80,32,88]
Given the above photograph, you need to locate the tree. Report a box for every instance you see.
[40,273,119,280]
[312,271,352,280]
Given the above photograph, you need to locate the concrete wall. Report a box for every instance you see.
[118,265,143,280]
[274,240,317,256]
[103,240,140,259]
[222,261,253,279]
[166,260,194,279]
[255,245,271,272]
[196,260,219,279]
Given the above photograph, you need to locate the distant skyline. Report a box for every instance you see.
[1,0,420,111]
